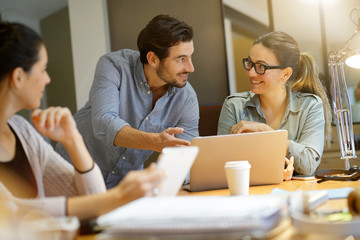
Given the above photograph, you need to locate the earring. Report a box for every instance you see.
[281,81,285,90]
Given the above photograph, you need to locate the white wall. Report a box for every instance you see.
[222,0,269,26]
[68,0,110,109]
[272,0,324,70]
[224,18,237,94]
[1,13,40,33]
[1,0,68,34]
[323,0,359,51]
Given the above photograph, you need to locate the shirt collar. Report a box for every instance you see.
[245,92,258,108]
[244,88,301,119]
[168,85,177,96]
[287,89,301,113]
[245,89,300,112]
[135,58,149,90]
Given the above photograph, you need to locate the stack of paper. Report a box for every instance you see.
[96,195,287,237]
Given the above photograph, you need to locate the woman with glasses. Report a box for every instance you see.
[218,31,331,180]
[0,21,165,220]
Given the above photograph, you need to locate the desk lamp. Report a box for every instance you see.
[316,7,360,181]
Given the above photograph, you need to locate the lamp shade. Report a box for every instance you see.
[346,52,360,68]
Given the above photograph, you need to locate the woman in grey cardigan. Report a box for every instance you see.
[0,21,164,220]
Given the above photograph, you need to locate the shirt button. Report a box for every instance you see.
[140,82,143,84]
[111,171,115,174]
[122,157,126,160]
[145,117,149,120]
[147,90,151,94]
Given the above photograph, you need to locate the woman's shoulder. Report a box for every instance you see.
[292,91,323,104]
[289,91,324,114]
[9,115,42,141]
[225,91,254,103]
[9,115,32,128]
[292,92,323,107]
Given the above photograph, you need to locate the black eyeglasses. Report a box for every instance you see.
[242,58,283,75]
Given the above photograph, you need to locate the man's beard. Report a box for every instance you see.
[156,63,188,88]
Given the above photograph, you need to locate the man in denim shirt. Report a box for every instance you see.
[56,15,199,188]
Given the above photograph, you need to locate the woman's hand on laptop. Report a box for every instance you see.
[230,121,273,134]
[283,156,294,181]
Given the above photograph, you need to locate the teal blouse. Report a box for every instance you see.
[218,90,325,175]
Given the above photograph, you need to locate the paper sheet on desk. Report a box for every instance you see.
[96,196,287,235]
[271,187,354,199]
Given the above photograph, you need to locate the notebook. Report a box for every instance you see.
[187,130,288,191]
[96,195,287,237]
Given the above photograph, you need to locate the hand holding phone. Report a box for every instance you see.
[292,175,316,181]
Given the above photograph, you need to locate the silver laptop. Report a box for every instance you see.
[187,130,288,192]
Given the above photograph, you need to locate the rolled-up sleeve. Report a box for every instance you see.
[289,100,325,175]
[218,98,238,135]
[90,56,130,148]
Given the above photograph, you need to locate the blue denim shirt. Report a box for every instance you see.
[217,90,325,175]
[56,49,199,188]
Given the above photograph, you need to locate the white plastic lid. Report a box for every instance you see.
[224,160,251,169]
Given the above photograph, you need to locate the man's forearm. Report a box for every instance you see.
[113,126,190,152]
[113,126,157,151]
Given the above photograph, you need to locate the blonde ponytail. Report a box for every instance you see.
[290,53,332,145]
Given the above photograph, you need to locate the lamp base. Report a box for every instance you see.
[315,166,360,183]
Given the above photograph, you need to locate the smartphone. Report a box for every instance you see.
[291,175,316,180]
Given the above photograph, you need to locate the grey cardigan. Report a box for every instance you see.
[0,115,106,216]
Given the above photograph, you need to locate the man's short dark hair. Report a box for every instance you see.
[137,14,193,64]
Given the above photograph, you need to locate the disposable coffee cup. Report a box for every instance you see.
[224,161,251,196]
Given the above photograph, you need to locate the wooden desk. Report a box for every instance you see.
[180,179,360,195]
[77,180,360,240]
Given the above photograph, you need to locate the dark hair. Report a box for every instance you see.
[0,22,43,81]
[254,31,332,144]
[137,14,193,64]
